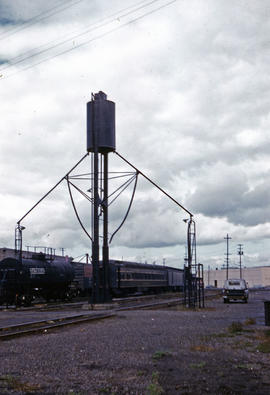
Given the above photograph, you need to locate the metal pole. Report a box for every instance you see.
[91,98,100,304]
[187,219,192,307]
[102,153,111,302]
[187,216,195,307]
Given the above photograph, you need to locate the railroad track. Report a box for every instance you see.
[0,291,221,340]
[0,292,182,311]
[118,297,184,311]
[117,290,220,310]
[0,299,180,341]
[0,312,115,341]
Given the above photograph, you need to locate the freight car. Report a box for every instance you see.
[0,253,74,306]
[107,260,183,296]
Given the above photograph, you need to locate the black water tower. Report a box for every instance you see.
[87,91,115,304]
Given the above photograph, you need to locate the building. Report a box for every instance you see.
[204,266,270,288]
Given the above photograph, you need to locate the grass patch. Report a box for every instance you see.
[0,375,40,392]
[263,329,270,337]
[98,387,112,394]
[257,341,270,353]
[137,370,146,377]
[190,362,206,369]
[190,344,215,352]
[255,329,270,341]
[152,351,171,360]
[205,332,234,339]
[234,340,254,349]
[244,317,256,325]
[147,371,164,395]
[228,321,243,334]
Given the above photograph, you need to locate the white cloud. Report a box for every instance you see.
[1,0,270,268]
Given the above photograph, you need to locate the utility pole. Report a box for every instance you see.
[224,234,231,280]
[238,244,243,279]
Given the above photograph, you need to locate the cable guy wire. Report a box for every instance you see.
[109,172,139,243]
[66,176,92,241]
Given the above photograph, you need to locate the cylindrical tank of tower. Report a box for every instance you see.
[86,91,115,153]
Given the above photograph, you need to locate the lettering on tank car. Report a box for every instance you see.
[30,267,46,275]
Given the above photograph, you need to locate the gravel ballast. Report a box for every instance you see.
[0,290,270,394]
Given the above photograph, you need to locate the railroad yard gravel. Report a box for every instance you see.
[0,291,270,394]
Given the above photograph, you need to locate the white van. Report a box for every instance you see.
[223,279,249,303]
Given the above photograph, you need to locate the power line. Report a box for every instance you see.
[1,0,147,69]
[0,0,178,80]
[0,0,155,73]
[0,0,85,41]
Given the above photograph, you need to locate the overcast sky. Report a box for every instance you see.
[0,0,270,269]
